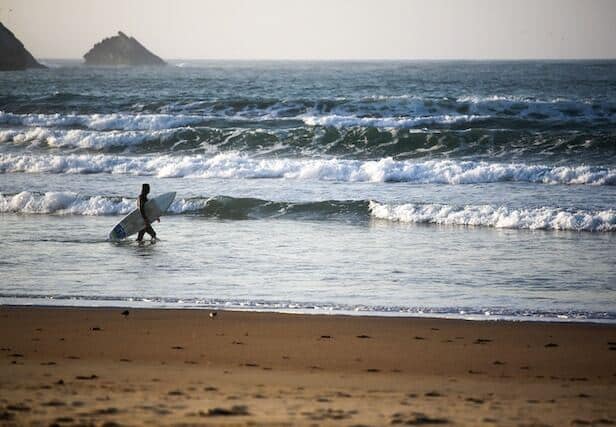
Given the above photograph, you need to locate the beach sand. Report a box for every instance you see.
[1,306,615,426]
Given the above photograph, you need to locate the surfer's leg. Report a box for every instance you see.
[137,229,146,241]
[145,225,156,239]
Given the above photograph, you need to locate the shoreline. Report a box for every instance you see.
[1,305,615,426]
[3,303,615,325]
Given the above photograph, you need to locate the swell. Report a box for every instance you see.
[0,192,368,221]
[1,192,614,232]
[2,126,614,164]
[2,96,616,127]
[1,153,614,185]
[2,109,615,162]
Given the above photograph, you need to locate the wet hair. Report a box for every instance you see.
[141,183,150,195]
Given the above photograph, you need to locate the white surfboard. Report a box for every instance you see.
[108,192,176,241]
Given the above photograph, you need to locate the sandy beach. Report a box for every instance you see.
[0,306,614,426]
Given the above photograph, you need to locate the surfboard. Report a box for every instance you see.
[108,192,176,241]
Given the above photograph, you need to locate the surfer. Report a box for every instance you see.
[136,183,158,242]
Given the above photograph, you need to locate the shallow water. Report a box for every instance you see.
[1,61,615,321]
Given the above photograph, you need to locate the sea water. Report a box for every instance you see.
[1,60,615,321]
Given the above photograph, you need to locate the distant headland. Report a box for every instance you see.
[0,22,46,71]
[83,31,166,66]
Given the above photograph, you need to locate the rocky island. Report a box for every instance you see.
[0,22,46,71]
[84,31,166,66]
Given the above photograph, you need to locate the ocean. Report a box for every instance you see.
[1,60,615,321]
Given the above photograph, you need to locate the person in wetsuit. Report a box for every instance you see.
[137,183,158,242]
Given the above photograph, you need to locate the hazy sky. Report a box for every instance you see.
[2,0,616,60]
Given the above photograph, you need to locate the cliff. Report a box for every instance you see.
[0,22,46,71]
[83,31,166,66]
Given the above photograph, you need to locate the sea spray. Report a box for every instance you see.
[1,153,614,185]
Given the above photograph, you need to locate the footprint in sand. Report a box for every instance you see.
[391,412,449,425]
[75,374,98,380]
[42,400,66,407]
[90,407,120,415]
[6,403,30,412]
[202,405,250,416]
[302,408,356,421]
[425,391,443,397]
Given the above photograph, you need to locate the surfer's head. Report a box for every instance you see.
[141,183,150,195]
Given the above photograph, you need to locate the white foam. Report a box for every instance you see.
[302,114,484,128]
[0,111,203,131]
[1,153,614,185]
[168,198,210,214]
[369,201,616,232]
[1,94,613,133]
[0,191,211,216]
[0,192,135,215]
[0,127,178,150]
[3,191,614,232]
[303,95,615,126]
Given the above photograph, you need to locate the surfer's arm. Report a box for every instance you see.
[138,196,150,224]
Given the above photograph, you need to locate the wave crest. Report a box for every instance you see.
[369,201,616,232]
[1,153,614,185]
[0,111,203,131]
[2,192,614,232]
[0,191,136,215]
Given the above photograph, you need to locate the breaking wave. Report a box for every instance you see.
[2,95,615,128]
[0,192,366,220]
[369,201,616,232]
[1,153,614,185]
[2,125,614,164]
[301,114,486,128]
[1,192,614,232]
[0,111,203,131]
[0,127,180,150]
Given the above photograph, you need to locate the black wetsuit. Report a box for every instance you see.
[137,193,156,241]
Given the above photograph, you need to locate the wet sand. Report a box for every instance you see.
[1,306,615,426]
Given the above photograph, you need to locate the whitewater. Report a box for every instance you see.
[1,60,615,321]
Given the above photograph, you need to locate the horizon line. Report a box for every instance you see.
[40,57,616,62]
